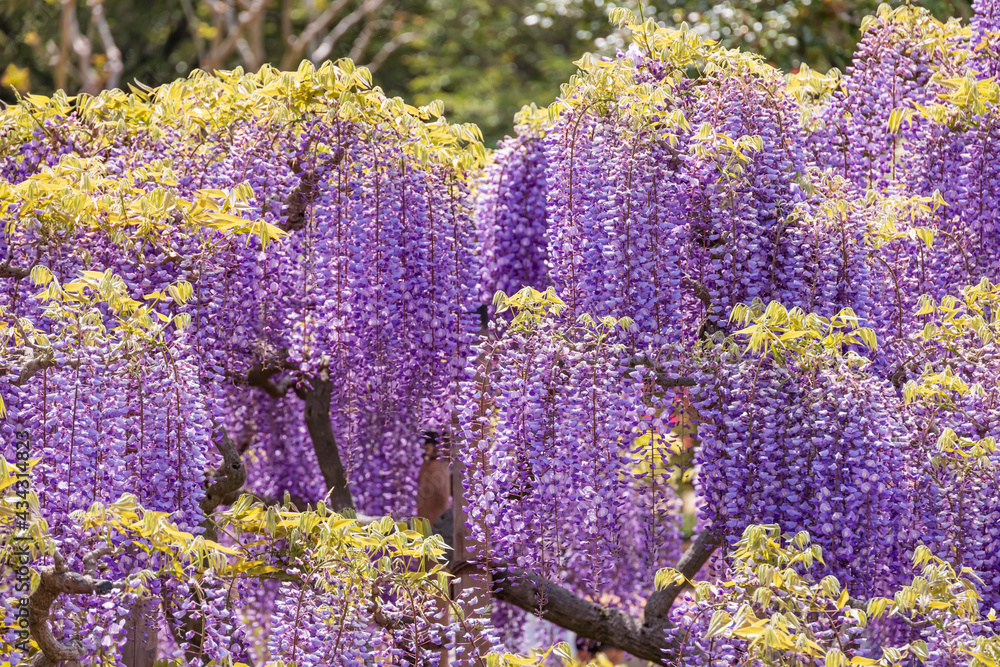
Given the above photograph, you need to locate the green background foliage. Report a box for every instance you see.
[0,0,974,143]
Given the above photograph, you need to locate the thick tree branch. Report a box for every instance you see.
[1,325,80,388]
[246,362,297,398]
[200,425,247,541]
[683,278,721,340]
[278,152,344,232]
[302,375,355,512]
[491,567,674,665]
[0,260,30,280]
[642,530,719,630]
[474,528,719,664]
[626,356,697,390]
[27,548,115,667]
[201,428,246,509]
[217,487,310,512]
[234,362,361,516]
[682,278,712,312]
[658,375,697,388]
[7,353,57,387]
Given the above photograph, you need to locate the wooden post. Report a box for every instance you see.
[450,453,492,666]
[121,597,159,667]
[418,434,451,526]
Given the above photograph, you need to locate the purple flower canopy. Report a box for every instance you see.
[0,69,483,662]
[470,0,1000,650]
[0,1,998,663]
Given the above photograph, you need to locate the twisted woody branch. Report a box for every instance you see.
[242,322,715,664]
[289,370,717,664]
[199,425,248,541]
[0,261,30,280]
[491,531,719,665]
[26,548,115,667]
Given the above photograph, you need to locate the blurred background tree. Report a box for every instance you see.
[0,0,973,144]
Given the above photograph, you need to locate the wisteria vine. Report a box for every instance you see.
[0,1,999,665]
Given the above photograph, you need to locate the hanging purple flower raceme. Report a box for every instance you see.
[236,388,327,507]
[694,346,911,598]
[6,351,209,533]
[807,9,938,194]
[541,113,695,349]
[0,63,487,664]
[475,133,551,302]
[471,23,917,644]
[460,296,687,614]
[803,5,1000,310]
[895,339,1000,615]
[972,0,1000,78]
[485,43,812,356]
[259,118,481,517]
[0,347,213,666]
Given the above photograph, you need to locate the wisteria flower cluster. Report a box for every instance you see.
[0,61,488,664]
[466,0,1000,660]
[0,0,998,664]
